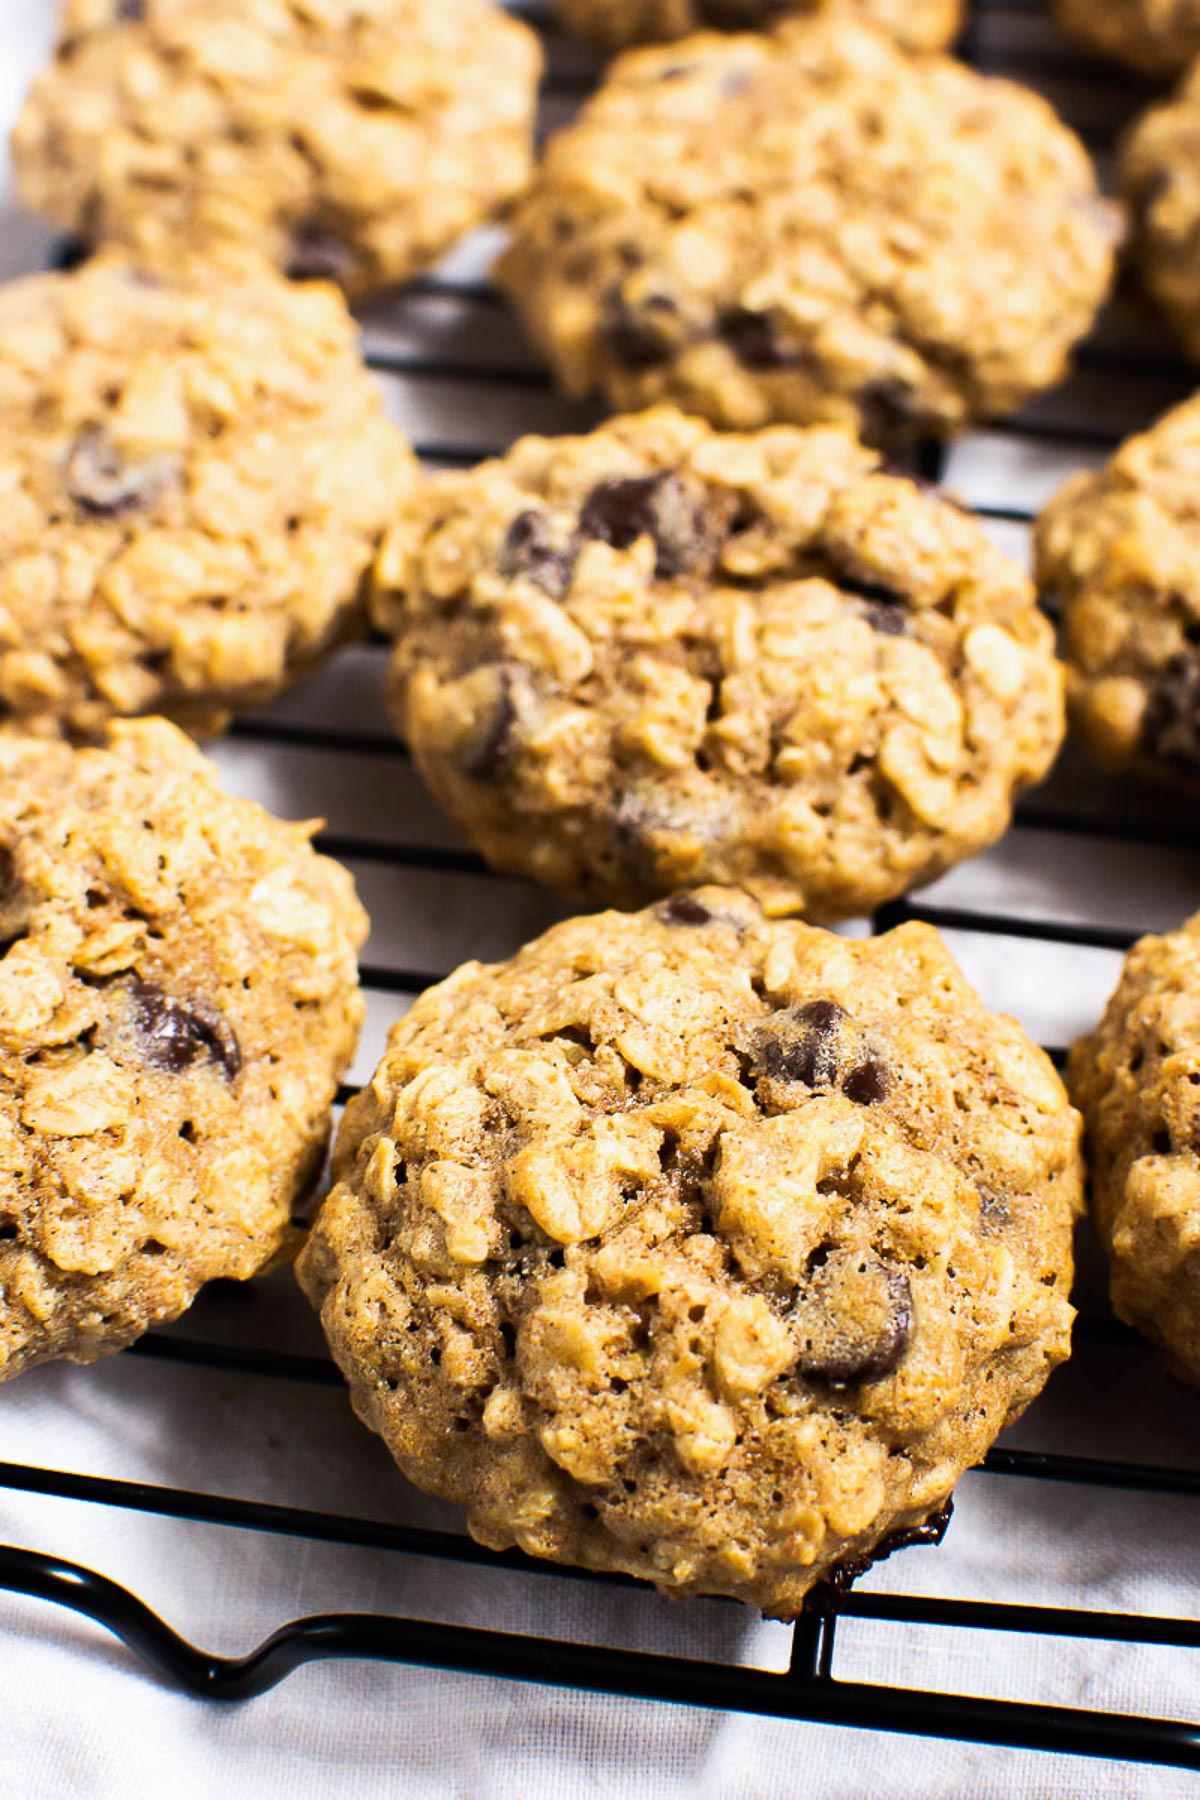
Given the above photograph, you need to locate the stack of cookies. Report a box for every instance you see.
[0,0,1197,1623]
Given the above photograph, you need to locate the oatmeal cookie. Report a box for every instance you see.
[375,409,1065,920]
[0,717,367,1383]
[1123,68,1200,359]
[1070,911,1200,1383]
[555,0,961,54]
[1054,0,1200,80]
[0,249,414,741]
[1035,392,1200,784]
[498,19,1115,445]
[12,0,541,299]
[299,892,1083,1616]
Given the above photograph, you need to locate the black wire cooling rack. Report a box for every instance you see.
[4,0,1200,1778]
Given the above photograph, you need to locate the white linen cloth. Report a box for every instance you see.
[1,4,1199,1795]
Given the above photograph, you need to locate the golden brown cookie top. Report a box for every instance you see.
[1070,910,1200,1383]
[0,249,415,740]
[499,18,1115,443]
[1036,392,1200,784]
[300,892,1082,1616]
[377,407,1065,919]
[13,0,542,297]
[0,717,367,1383]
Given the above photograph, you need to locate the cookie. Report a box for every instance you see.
[299,892,1082,1616]
[1053,0,1200,80]
[12,0,541,299]
[0,718,367,1383]
[555,0,961,54]
[497,20,1115,446]
[374,408,1066,920]
[1123,70,1200,360]
[0,249,415,741]
[1035,393,1200,784]
[1070,911,1200,1384]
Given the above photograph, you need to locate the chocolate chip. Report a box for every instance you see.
[717,307,804,370]
[286,225,353,283]
[807,1499,953,1608]
[117,0,147,18]
[65,427,178,518]
[498,511,577,600]
[792,1253,913,1387]
[842,1057,889,1106]
[753,999,847,1088]
[857,598,908,637]
[579,470,714,579]
[600,290,682,369]
[661,893,713,926]
[128,979,241,1079]
[458,670,517,783]
[1141,656,1200,773]
[857,376,926,442]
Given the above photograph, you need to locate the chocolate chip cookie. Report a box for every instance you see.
[497,19,1115,446]
[13,0,541,299]
[556,0,961,53]
[0,718,367,1384]
[1123,69,1200,359]
[375,408,1066,920]
[1054,0,1200,80]
[0,249,414,741]
[1035,393,1200,784]
[299,892,1083,1615]
[1070,911,1200,1384]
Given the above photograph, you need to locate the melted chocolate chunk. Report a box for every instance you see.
[857,376,926,442]
[286,226,353,284]
[842,1056,889,1106]
[718,306,804,370]
[579,471,713,579]
[129,979,241,1079]
[458,671,517,783]
[661,893,714,926]
[1141,656,1200,773]
[600,289,682,369]
[498,511,577,600]
[807,1500,954,1609]
[858,598,908,637]
[792,1254,913,1387]
[116,0,147,17]
[753,999,847,1088]
[65,427,178,518]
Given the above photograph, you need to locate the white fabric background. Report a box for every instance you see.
[1,3,1200,1795]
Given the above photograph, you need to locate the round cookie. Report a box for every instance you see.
[497,20,1116,446]
[374,408,1066,920]
[1035,393,1200,784]
[1053,0,1200,81]
[12,0,541,299]
[555,0,961,54]
[0,249,415,741]
[1070,911,1200,1383]
[1123,68,1200,359]
[299,892,1083,1616]
[0,717,367,1384]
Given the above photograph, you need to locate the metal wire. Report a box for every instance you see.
[3,0,1200,1773]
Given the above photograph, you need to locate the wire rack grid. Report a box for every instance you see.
[3,0,1200,1781]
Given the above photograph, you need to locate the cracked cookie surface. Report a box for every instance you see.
[1054,0,1200,79]
[0,249,414,740]
[1123,68,1200,360]
[375,408,1065,920]
[555,0,961,53]
[1036,393,1200,785]
[0,718,367,1383]
[498,19,1115,445]
[299,891,1082,1615]
[1070,911,1200,1383]
[13,0,541,299]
